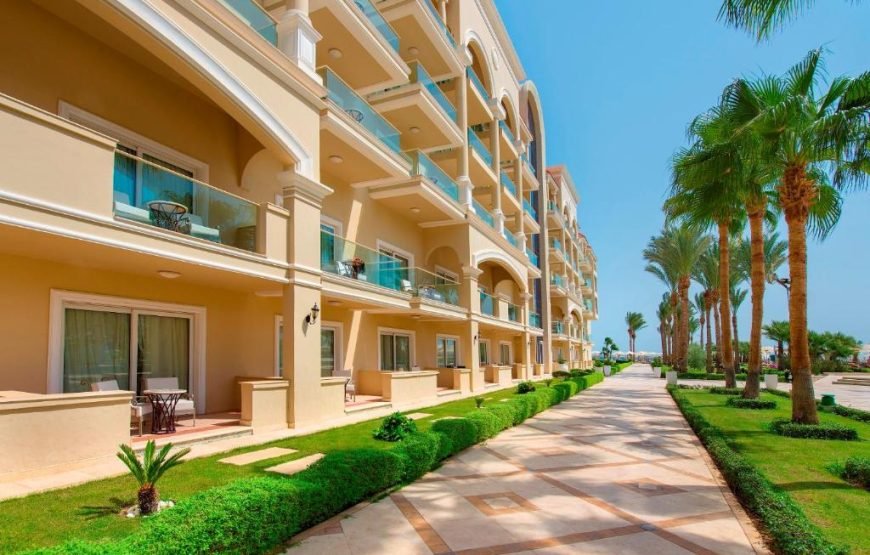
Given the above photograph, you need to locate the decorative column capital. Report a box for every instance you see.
[461,265,483,280]
[277,9,322,83]
[280,171,332,207]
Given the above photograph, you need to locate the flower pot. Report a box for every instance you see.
[603,365,612,377]
[557,362,568,372]
[666,370,678,385]
[764,374,778,390]
[653,366,661,375]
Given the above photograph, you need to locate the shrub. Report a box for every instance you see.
[485,404,517,431]
[506,396,533,424]
[465,409,501,441]
[553,381,578,401]
[544,378,554,387]
[516,381,536,394]
[687,344,706,371]
[533,387,560,408]
[832,404,870,423]
[430,418,477,454]
[669,388,843,555]
[652,356,663,367]
[726,397,777,410]
[474,396,485,408]
[552,370,570,378]
[841,456,870,489]
[373,412,417,442]
[769,418,858,441]
[393,433,440,482]
[117,440,190,515]
[766,388,792,399]
[709,386,742,395]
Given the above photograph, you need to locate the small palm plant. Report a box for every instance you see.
[117,441,190,515]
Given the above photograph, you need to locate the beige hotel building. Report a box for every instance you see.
[0,0,597,475]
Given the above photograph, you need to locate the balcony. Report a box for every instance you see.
[221,0,278,45]
[499,171,521,216]
[498,120,518,161]
[507,302,521,323]
[376,0,463,80]
[503,230,520,250]
[526,248,539,267]
[318,68,409,183]
[522,196,540,232]
[480,290,495,316]
[467,129,497,187]
[311,0,407,93]
[321,230,409,293]
[466,67,494,126]
[529,312,542,329]
[368,61,462,152]
[523,197,538,220]
[367,151,465,226]
[552,321,566,336]
[549,239,566,262]
[547,200,563,227]
[522,153,539,190]
[581,278,594,295]
[472,198,495,229]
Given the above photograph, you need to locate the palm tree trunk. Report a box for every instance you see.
[777,340,784,371]
[678,276,691,373]
[705,302,713,373]
[732,313,739,371]
[670,295,680,369]
[699,312,705,354]
[743,207,765,398]
[718,220,736,387]
[713,295,722,369]
[660,325,667,365]
[782,166,818,424]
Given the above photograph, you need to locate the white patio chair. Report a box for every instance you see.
[333,369,356,401]
[90,379,152,436]
[143,377,196,427]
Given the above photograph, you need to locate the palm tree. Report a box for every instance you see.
[117,441,190,515]
[723,49,866,423]
[693,291,707,350]
[656,295,673,365]
[644,227,711,372]
[718,0,864,41]
[625,312,647,359]
[645,244,681,366]
[763,320,791,371]
[693,246,720,373]
[731,287,748,367]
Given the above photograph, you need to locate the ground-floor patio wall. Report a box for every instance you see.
[0,252,283,414]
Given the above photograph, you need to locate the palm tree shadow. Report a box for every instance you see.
[78,497,134,520]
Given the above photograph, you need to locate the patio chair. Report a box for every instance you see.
[90,379,152,436]
[143,377,196,427]
[401,279,414,293]
[333,369,356,401]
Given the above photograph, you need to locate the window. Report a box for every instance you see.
[436,336,458,368]
[499,342,512,365]
[377,241,413,291]
[276,317,342,378]
[380,330,413,371]
[321,223,337,269]
[479,339,490,365]
[50,291,203,411]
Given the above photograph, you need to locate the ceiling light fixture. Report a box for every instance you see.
[157,270,181,279]
[410,207,421,214]
[329,155,344,164]
[408,47,419,56]
[328,48,343,59]
[409,126,421,134]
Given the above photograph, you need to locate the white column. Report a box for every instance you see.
[457,68,473,210]
[277,0,322,82]
[491,117,504,233]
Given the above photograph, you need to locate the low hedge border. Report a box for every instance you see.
[726,397,777,410]
[832,404,870,423]
[26,373,605,555]
[678,372,785,380]
[841,456,870,490]
[709,386,743,395]
[667,386,845,555]
[769,418,858,441]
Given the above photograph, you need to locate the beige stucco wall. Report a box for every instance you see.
[0,252,281,413]
[240,380,288,431]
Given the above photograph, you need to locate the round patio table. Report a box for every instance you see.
[147,201,187,232]
[144,389,185,434]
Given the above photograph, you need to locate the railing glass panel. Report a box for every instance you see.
[503,231,519,249]
[529,312,542,329]
[412,267,460,306]
[319,68,402,155]
[499,120,516,147]
[411,151,459,202]
[552,321,564,334]
[467,129,493,167]
[220,0,278,45]
[480,291,495,316]
[410,62,455,122]
[113,150,258,251]
[467,68,489,99]
[472,198,494,228]
[500,171,517,198]
[320,230,409,292]
[550,274,565,288]
[422,0,456,46]
[526,249,539,266]
[355,0,400,51]
[507,303,520,323]
[523,197,537,220]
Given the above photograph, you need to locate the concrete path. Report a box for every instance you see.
[286,365,765,555]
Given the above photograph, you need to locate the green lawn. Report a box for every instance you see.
[679,390,870,554]
[0,388,522,553]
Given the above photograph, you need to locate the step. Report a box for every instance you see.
[345,400,392,415]
[133,426,252,453]
[436,389,462,398]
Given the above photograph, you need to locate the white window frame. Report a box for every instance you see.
[376,239,415,269]
[434,265,459,283]
[58,101,208,182]
[320,215,343,237]
[377,326,416,371]
[48,290,207,413]
[499,341,513,366]
[436,334,460,368]
[320,320,344,377]
[479,338,491,365]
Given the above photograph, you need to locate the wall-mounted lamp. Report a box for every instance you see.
[473,334,479,343]
[305,303,320,325]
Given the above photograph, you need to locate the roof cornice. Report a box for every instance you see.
[476,0,526,83]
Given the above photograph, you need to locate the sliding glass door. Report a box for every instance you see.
[436,336,457,368]
[137,314,190,392]
[380,332,411,371]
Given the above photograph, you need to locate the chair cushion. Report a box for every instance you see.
[131,404,152,418]
[174,399,195,415]
[145,377,180,390]
[91,380,120,392]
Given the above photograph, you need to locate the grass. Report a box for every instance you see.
[0,387,523,553]
[678,389,870,553]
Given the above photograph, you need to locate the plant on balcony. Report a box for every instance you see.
[117,441,190,516]
[373,412,417,442]
[516,381,536,394]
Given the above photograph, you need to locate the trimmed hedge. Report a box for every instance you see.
[709,386,743,395]
[726,397,777,410]
[770,419,858,441]
[668,387,846,555]
[841,456,870,489]
[25,374,606,555]
[832,404,870,423]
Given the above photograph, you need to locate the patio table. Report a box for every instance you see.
[144,389,185,434]
[147,200,187,232]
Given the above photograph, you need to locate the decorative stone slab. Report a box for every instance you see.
[219,447,297,466]
[265,453,325,476]
[405,412,432,420]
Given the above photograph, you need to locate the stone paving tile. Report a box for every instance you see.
[405,412,433,420]
[265,453,324,476]
[219,447,297,466]
[285,365,761,555]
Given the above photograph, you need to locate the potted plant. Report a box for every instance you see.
[666,368,678,385]
[556,356,568,372]
[764,370,779,390]
[603,360,612,376]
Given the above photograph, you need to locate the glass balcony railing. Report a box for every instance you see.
[220,0,278,45]
[354,0,400,52]
[410,151,459,202]
[529,312,542,329]
[584,278,593,288]
[423,0,456,46]
[584,299,593,311]
[113,149,258,251]
[467,129,493,167]
[412,267,460,306]
[480,291,495,316]
[552,321,564,335]
[467,68,489,100]
[408,62,456,122]
[547,200,558,213]
[550,274,565,288]
[507,302,520,323]
[523,197,537,220]
[472,198,494,228]
[526,248,539,266]
[319,68,402,155]
[320,230,410,292]
[500,171,517,198]
[503,230,519,249]
[499,120,516,147]
[550,239,564,253]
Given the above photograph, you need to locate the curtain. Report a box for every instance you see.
[140,154,194,210]
[380,334,394,370]
[479,342,488,365]
[321,328,335,377]
[137,314,190,394]
[395,335,410,371]
[320,224,336,269]
[63,309,130,392]
[113,145,137,206]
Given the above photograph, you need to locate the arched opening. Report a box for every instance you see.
[466,40,492,97]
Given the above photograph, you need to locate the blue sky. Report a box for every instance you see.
[497,0,870,352]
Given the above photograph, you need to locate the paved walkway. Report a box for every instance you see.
[286,365,764,555]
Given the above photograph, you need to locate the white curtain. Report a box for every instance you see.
[63,309,130,392]
[137,315,190,393]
